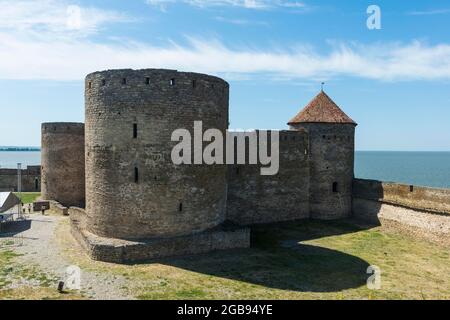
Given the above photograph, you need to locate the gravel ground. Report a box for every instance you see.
[1,213,133,300]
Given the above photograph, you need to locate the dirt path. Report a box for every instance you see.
[1,214,133,300]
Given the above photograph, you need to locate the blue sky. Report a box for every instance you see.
[1,0,450,150]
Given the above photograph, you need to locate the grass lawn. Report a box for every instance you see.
[0,248,83,300]
[57,219,450,300]
[14,192,40,204]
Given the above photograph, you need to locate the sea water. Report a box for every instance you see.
[1,151,449,189]
[0,151,41,169]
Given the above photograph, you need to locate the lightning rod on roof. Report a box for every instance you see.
[321,82,325,91]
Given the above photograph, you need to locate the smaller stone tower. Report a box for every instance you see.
[288,91,357,219]
[41,122,85,207]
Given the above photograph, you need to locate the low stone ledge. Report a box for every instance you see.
[69,209,250,263]
[352,197,450,246]
[33,199,68,215]
[46,200,68,215]
[352,179,450,245]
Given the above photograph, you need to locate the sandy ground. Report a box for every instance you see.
[1,214,133,299]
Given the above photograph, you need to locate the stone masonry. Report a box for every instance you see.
[84,69,229,240]
[41,123,85,208]
[0,166,40,192]
[352,178,450,245]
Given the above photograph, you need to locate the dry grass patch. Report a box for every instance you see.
[56,218,450,300]
[0,249,84,300]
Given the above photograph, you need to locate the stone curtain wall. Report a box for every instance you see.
[227,130,310,225]
[0,166,41,192]
[41,123,85,207]
[352,178,450,245]
[85,69,229,240]
[353,178,450,214]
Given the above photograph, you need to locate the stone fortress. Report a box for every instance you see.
[35,68,450,263]
[41,68,357,262]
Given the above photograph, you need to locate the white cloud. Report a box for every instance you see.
[146,0,306,10]
[407,8,450,16]
[1,30,450,82]
[214,16,269,25]
[1,1,450,82]
[0,0,131,38]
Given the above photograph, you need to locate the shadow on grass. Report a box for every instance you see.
[157,219,374,293]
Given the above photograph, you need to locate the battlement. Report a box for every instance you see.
[85,69,229,102]
[0,166,40,175]
[42,122,84,135]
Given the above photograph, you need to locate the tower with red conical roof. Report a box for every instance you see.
[288,90,357,219]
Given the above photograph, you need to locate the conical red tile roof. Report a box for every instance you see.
[288,91,357,125]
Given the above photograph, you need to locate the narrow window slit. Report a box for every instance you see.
[134,167,139,183]
[332,182,338,193]
[133,123,138,138]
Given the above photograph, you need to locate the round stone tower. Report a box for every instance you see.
[85,69,229,240]
[288,91,357,219]
[41,122,85,207]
